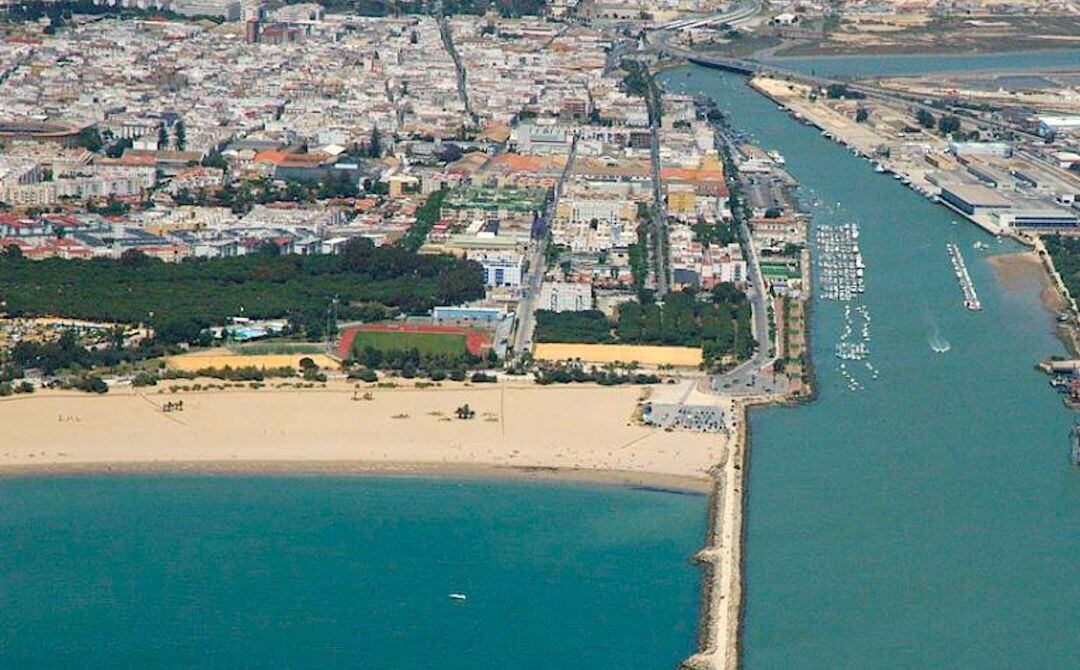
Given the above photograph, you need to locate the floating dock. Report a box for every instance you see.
[1072,422,1080,467]
[947,242,982,311]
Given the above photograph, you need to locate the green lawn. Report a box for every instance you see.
[351,330,467,357]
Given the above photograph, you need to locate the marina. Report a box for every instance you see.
[815,223,866,301]
[947,242,983,311]
[835,304,876,391]
[816,224,875,392]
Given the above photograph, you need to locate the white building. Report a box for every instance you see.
[539,281,593,312]
[467,249,524,288]
[1038,116,1080,137]
[173,0,242,20]
[509,123,572,155]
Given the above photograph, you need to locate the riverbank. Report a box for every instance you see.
[989,250,1067,312]
[1021,239,1080,358]
[0,382,726,487]
[748,74,1080,363]
[771,42,1080,59]
[748,75,1040,238]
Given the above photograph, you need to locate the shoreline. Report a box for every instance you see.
[764,45,1080,62]
[0,458,711,493]
[989,247,1080,359]
[0,382,729,483]
[1,371,749,667]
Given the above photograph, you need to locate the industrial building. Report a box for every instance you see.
[995,208,1079,229]
[939,183,1013,216]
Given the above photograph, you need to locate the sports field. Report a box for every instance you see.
[350,329,468,357]
[338,324,489,359]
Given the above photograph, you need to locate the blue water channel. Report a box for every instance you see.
[663,65,1080,669]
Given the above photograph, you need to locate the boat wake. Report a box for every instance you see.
[928,322,951,354]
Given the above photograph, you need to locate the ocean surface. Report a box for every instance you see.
[762,49,1080,77]
[663,66,1080,668]
[0,476,704,668]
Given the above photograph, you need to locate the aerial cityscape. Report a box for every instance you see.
[0,0,1079,667]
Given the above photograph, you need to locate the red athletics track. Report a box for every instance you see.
[336,323,489,358]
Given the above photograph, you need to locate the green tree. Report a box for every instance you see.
[77,127,103,152]
[369,127,382,158]
[455,403,475,419]
[106,137,133,158]
[157,122,169,150]
[173,118,186,150]
[201,151,227,169]
[938,115,961,135]
[916,109,935,128]
[399,189,448,251]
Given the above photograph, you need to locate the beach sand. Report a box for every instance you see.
[164,350,338,371]
[990,250,1079,357]
[0,382,725,491]
[533,343,704,367]
[989,251,1067,312]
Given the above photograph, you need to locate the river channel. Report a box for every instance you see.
[664,63,1080,669]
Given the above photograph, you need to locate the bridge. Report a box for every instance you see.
[685,55,758,75]
[654,0,761,31]
[647,33,1044,141]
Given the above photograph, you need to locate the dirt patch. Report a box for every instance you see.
[533,343,703,367]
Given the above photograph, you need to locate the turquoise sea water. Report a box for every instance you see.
[663,66,1080,668]
[0,476,704,668]
[764,49,1080,77]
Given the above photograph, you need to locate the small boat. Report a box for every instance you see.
[449,593,467,602]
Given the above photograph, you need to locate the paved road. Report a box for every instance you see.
[655,0,761,31]
[643,71,670,298]
[511,136,579,355]
[436,8,475,125]
[709,129,779,395]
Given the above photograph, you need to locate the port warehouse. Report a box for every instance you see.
[938,183,1079,229]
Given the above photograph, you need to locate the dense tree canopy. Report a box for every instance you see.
[1045,235,1080,302]
[532,286,755,369]
[535,310,614,344]
[399,189,448,251]
[0,239,484,343]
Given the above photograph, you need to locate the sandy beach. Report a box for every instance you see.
[0,382,726,491]
[989,250,1068,312]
